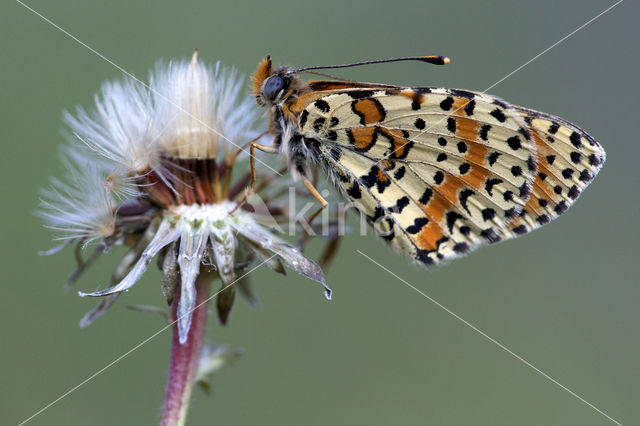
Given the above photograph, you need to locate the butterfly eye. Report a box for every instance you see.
[262,75,286,101]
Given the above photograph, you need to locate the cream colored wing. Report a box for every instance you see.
[299,87,540,264]
[502,106,606,236]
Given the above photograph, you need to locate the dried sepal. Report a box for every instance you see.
[79,218,179,297]
[79,294,119,328]
[236,276,260,309]
[126,304,170,322]
[240,238,286,275]
[209,224,236,286]
[231,218,331,299]
[216,285,235,324]
[64,242,103,291]
[176,223,208,344]
[161,241,179,305]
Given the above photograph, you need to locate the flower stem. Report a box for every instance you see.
[161,274,211,426]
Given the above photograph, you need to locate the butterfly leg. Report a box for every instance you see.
[318,234,342,270]
[231,142,278,214]
[298,176,329,250]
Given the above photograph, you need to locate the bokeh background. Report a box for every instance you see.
[1,1,638,425]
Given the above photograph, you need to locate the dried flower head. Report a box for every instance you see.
[40,51,331,343]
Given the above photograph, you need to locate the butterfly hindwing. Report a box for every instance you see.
[503,107,606,236]
[300,87,542,264]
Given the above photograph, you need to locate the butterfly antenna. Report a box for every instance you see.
[288,55,450,74]
[298,70,352,81]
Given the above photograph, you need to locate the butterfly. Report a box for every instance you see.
[248,55,606,265]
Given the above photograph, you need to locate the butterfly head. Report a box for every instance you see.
[252,56,308,108]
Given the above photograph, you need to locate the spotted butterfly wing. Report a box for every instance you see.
[503,107,605,236]
[252,57,605,265]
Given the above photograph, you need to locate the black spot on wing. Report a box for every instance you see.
[481,208,496,221]
[579,169,593,182]
[453,242,469,254]
[490,108,507,123]
[446,211,464,233]
[569,131,583,148]
[588,154,603,167]
[518,126,531,140]
[464,100,476,116]
[347,90,375,99]
[419,188,433,205]
[485,178,503,196]
[554,201,568,214]
[562,168,574,179]
[406,217,429,234]
[440,96,454,111]
[504,206,516,218]
[313,117,325,132]
[447,117,456,133]
[299,110,309,129]
[512,225,528,235]
[481,228,501,243]
[511,165,522,177]
[458,189,474,215]
[536,214,550,225]
[526,156,536,172]
[480,124,491,141]
[507,136,522,150]
[346,183,361,199]
[433,171,444,185]
[487,152,501,166]
[314,99,330,113]
[395,196,410,213]
[567,185,580,200]
[360,166,391,193]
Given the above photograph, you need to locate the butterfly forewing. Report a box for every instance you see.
[503,107,606,236]
[299,88,541,263]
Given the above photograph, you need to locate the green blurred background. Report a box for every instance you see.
[1,0,638,425]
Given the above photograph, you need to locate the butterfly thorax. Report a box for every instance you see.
[253,56,322,179]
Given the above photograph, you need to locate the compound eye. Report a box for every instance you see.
[262,75,285,101]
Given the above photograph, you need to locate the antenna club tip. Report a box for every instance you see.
[443,56,451,65]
